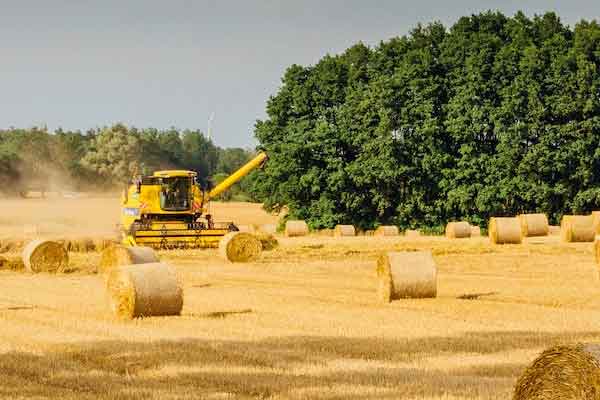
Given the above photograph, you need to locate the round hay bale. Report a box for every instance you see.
[99,245,159,275]
[593,211,600,234]
[258,224,277,234]
[22,239,68,273]
[471,225,481,237]
[285,220,309,237]
[561,215,595,243]
[518,213,549,237]
[333,225,355,237]
[445,222,471,239]
[106,262,183,319]
[218,232,262,262]
[374,226,399,237]
[364,230,375,236]
[488,217,522,244]
[376,251,437,302]
[237,224,256,233]
[255,232,278,251]
[513,343,600,400]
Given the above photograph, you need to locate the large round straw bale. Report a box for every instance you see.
[364,230,375,236]
[255,232,278,251]
[285,220,309,237]
[22,239,68,273]
[99,245,159,275]
[561,215,595,243]
[237,224,256,233]
[488,217,522,244]
[518,213,549,237]
[219,232,262,262]
[593,211,600,234]
[376,251,437,302]
[106,262,183,319]
[471,225,481,237]
[334,225,355,237]
[513,343,600,400]
[55,239,69,252]
[374,225,400,237]
[258,224,277,234]
[445,222,471,239]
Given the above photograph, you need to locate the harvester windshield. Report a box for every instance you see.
[159,177,191,211]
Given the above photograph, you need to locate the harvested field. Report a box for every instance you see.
[0,197,600,399]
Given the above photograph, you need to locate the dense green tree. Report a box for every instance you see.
[181,130,219,180]
[253,11,600,229]
[81,124,142,183]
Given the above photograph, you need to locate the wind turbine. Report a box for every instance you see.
[207,112,215,143]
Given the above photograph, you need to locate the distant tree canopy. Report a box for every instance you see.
[252,11,600,229]
[0,124,254,197]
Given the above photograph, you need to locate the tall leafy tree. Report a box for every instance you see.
[81,124,142,183]
[253,11,600,229]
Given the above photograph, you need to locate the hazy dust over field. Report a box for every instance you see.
[0,197,599,399]
[0,195,278,237]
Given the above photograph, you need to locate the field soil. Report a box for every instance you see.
[0,196,599,399]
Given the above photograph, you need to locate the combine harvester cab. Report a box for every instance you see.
[120,152,267,249]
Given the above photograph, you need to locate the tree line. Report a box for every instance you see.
[251,11,600,229]
[0,124,255,200]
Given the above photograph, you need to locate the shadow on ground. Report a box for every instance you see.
[1,330,599,399]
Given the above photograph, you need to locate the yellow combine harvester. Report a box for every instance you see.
[119,152,267,249]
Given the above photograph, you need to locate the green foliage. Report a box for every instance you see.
[81,124,142,183]
[216,148,252,174]
[0,124,256,199]
[253,11,600,229]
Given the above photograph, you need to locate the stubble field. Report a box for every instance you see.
[0,196,599,399]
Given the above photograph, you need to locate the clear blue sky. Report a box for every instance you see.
[1,0,598,148]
